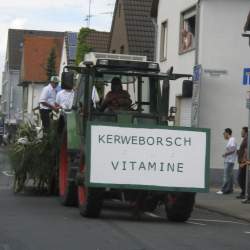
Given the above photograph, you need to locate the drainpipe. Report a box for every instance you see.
[152,18,158,62]
[195,0,201,65]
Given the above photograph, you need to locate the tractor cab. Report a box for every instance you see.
[62,52,191,130]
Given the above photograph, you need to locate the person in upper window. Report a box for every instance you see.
[181,28,193,51]
[100,77,132,112]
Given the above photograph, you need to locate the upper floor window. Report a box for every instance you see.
[180,6,196,54]
[118,3,121,18]
[160,20,168,61]
[120,45,124,54]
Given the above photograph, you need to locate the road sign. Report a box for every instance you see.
[243,68,250,85]
[86,123,210,192]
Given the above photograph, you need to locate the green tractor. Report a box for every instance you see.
[58,52,210,222]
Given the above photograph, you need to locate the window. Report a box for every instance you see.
[112,49,116,54]
[23,86,28,112]
[180,6,196,53]
[120,45,124,54]
[118,3,121,18]
[160,21,168,61]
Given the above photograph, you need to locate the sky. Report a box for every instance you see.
[0,0,116,92]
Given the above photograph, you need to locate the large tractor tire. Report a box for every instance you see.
[78,159,103,218]
[165,192,196,222]
[59,134,78,206]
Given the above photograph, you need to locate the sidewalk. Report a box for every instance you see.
[196,188,250,222]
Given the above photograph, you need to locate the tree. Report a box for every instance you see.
[46,48,57,81]
[76,27,92,65]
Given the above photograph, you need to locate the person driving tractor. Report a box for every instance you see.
[100,77,132,112]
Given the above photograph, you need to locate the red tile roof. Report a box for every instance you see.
[21,35,64,83]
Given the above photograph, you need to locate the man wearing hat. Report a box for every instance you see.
[39,76,60,130]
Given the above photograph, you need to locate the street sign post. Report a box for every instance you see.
[191,65,202,127]
[243,91,250,203]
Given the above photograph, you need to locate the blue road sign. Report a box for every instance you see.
[193,65,202,82]
[243,68,250,85]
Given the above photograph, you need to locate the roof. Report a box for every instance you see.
[85,30,110,53]
[244,11,250,32]
[65,32,78,65]
[151,0,159,18]
[110,0,155,61]
[7,29,65,70]
[64,30,110,65]
[20,35,64,83]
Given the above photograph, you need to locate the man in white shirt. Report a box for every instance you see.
[39,76,60,130]
[55,89,74,110]
[217,128,237,194]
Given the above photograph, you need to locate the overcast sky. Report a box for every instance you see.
[0,0,116,92]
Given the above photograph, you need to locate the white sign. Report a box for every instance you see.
[88,125,209,191]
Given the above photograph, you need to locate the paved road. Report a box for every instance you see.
[1,189,250,250]
[1,148,250,250]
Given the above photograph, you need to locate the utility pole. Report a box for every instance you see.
[243,91,250,203]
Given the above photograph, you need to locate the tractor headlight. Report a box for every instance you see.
[98,59,109,66]
[148,63,159,70]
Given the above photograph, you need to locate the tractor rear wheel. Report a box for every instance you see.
[78,185,103,218]
[59,134,78,206]
[165,192,195,222]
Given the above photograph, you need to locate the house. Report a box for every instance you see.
[152,0,250,183]
[59,30,110,74]
[20,35,64,119]
[2,29,64,133]
[108,0,155,61]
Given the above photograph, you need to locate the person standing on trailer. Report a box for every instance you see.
[39,76,60,130]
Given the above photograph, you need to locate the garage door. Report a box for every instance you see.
[179,98,192,127]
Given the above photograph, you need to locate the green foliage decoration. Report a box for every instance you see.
[46,47,57,81]
[75,27,92,65]
[9,121,60,193]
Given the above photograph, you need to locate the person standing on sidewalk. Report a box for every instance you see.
[237,127,248,199]
[217,128,237,194]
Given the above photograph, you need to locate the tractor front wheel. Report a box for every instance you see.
[165,192,195,222]
[78,185,103,218]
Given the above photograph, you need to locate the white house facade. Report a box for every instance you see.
[155,0,250,176]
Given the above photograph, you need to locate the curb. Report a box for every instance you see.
[195,203,250,223]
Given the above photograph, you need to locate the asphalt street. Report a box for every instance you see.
[1,148,250,250]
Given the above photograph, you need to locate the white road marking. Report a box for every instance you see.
[144,212,160,218]
[244,231,250,234]
[1,171,14,177]
[186,221,206,226]
[191,218,249,226]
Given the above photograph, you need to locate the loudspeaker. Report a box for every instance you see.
[61,71,74,90]
[182,80,193,98]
